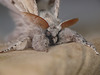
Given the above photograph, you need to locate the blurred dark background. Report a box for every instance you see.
[0,0,100,39]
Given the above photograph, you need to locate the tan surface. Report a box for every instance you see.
[0,35,100,75]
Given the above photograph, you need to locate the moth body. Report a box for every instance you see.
[0,0,99,55]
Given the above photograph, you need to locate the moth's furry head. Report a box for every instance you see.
[47,25,61,37]
[46,18,79,38]
[39,11,79,37]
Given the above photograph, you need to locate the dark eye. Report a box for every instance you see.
[53,27,56,29]
[45,30,51,37]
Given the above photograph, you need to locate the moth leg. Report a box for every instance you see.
[72,33,99,55]
[58,28,99,55]
[0,37,30,53]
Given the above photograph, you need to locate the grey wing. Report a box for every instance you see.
[0,0,19,14]
[6,12,30,41]
[0,0,38,15]
[50,0,60,18]
[0,0,38,41]
[0,0,39,53]
[37,0,60,18]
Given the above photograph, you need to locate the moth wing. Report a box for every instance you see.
[0,0,19,13]
[6,12,49,41]
[37,0,60,18]
[60,18,79,29]
[5,12,29,41]
[0,0,38,15]
[50,0,60,18]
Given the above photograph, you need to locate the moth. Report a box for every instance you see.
[0,0,99,55]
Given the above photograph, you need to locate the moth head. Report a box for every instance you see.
[22,12,78,37]
[46,18,79,37]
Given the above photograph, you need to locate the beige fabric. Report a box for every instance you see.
[0,35,100,75]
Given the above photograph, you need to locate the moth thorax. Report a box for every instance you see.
[47,25,61,37]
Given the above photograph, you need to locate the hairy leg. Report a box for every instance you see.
[58,28,99,55]
[73,32,99,55]
[0,36,31,53]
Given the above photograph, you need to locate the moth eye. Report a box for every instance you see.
[45,30,52,37]
[53,27,56,29]
[46,31,51,36]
